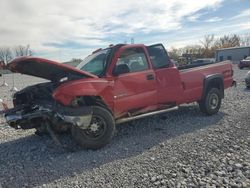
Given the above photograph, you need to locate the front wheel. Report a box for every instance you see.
[199,88,222,115]
[71,106,115,149]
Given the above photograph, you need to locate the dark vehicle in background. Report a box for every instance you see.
[238,56,250,69]
[178,58,216,70]
[245,71,250,88]
[192,58,216,64]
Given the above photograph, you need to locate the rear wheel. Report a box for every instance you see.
[71,106,115,149]
[199,88,222,115]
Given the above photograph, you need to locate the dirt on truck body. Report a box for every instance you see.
[3,43,235,150]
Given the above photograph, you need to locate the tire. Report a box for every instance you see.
[199,88,222,115]
[71,106,115,149]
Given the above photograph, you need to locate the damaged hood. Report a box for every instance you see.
[7,57,97,81]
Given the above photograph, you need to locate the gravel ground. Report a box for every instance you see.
[0,66,249,188]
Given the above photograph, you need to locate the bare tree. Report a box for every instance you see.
[200,35,215,58]
[169,33,242,63]
[0,47,13,65]
[70,58,82,64]
[183,45,203,55]
[65,58,83,67]
[214,34,240,49]
[200,35,214,49]
[14,44,32,57]
[168,47,182,61]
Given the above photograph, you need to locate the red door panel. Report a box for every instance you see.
[114,70,157,117]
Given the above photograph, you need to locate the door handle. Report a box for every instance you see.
[146,74,155,80]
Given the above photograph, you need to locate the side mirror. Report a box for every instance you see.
[113,64,130,76]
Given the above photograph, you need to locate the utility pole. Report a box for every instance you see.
[131,37,134,44]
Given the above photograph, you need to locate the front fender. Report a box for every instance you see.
[52,78,114,107]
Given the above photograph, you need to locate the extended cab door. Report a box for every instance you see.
[147,44,184,106]
[112,46,157,117]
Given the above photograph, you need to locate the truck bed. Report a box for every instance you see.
[178,61,233,104]
[178,61,215,70]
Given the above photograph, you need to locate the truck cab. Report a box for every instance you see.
[73,44,184,118]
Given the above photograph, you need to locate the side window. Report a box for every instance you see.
[219,56,223,61]
[147,44,169,69]
[115,48,149,74]
[227,56,232,60]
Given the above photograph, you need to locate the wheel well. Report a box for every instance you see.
[203,75,224,99]
[72,96,112,114]
[207,79,223,91]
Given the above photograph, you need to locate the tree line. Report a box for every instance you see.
[0,45,32,66]
[168,34,248,62]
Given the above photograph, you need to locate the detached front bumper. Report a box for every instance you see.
[4,105,53,129]
[4,103,93,130]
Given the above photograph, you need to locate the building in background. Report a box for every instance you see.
[215,46,250,63]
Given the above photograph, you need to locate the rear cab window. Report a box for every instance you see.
[147,44,170,69]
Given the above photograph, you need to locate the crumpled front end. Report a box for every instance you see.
[4,103,93,131]
[3,82,93,133]
[4,104,52,129]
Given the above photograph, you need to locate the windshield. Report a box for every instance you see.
[77,49,110,76]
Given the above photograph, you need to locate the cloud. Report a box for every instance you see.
[0,0,224,61]
[231,8,250,20]
[187,14,203,22]
[237,22,250,30]
[204,17,223,22]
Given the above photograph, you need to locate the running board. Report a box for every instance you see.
[116,106,178,124]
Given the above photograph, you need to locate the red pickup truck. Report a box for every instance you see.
[4,43,234,149]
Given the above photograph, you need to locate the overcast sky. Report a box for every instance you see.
[0,0,250,62]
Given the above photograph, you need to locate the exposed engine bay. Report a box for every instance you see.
[13,82,56,107]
